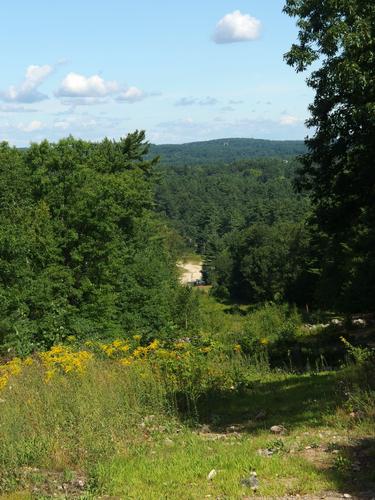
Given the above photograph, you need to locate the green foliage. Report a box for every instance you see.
[156,158,309,254]
[0,133,182,353]
[149,138,306,166]
[210,221,315,305]
[240,303,303,355]
[156,157,313,304]
[284,0,375,311]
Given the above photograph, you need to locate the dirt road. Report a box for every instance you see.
[177,260,203,284]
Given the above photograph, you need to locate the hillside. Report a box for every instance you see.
[148,138,306,166]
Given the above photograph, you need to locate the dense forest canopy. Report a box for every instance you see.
[148,138,306,166]
[0,132,190,354]
[155,157,313,305]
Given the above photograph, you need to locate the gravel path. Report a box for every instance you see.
[177,260,203,284]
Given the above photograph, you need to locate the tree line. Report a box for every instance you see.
[0,132,193,354]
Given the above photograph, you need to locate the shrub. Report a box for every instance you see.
[240,303,302,355]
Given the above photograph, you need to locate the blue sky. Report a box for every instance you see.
[0,0,312,145]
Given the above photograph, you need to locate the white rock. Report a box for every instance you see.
[207,469,217,481]
[270,425,287,434]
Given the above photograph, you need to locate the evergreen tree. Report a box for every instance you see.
[284,0,375,311]
[0,133,180,353]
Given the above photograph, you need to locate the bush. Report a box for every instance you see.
[240,303,302,355]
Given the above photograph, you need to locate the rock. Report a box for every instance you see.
[331,318,343,326]
[199,424,211,434]
[257,448,273,457]
[240,471,258,491]
[207,469,217,481]
[164,438,174,446]
[343,494,352,499]
[270,425,287,435]
[75,479,85,488]
[352,318,366,327]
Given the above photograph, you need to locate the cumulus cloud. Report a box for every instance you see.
[0,64,53,103]
[279,114,300,125]
[56,72,119,98]
[175,96,218,107]
[213,10,261,44]
[116,86,145,103]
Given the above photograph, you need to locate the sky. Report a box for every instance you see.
[0,1,313,146]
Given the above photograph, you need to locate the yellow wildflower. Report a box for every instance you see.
[0,375,8,391]
[233,344,242,353]
[0,358,23,391]
[45,369,56,382]
[148,339,160,350]
[132,346,149,358]
[120,358,132,366]
[99,343,116,356]
[40,345,93,377]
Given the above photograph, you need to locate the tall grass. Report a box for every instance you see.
[0,349,267,491]
[0,361,171,487]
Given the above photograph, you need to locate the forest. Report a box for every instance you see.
[148,138,306,166]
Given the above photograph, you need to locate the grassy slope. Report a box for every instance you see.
[1,367,373,498]
[0,297,374,499]
[94,372,374,499]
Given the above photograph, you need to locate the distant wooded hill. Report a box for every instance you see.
[148,138,306,166]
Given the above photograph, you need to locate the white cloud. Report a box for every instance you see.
[18,120,44,132]
[116,86,145,103]
[56,72,119,98]
[213,10,261,44]
[279,114,300,126]
[0,64,53,103]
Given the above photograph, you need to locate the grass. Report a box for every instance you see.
[95,431,334,499]
[0,358,374,498]
[0,301,374,498]
[92,371,374,499]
